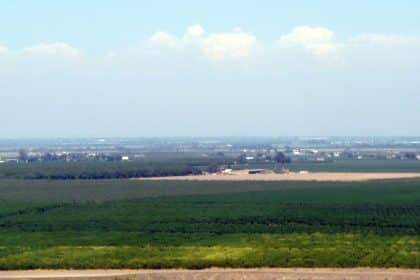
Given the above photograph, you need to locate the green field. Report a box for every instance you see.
[0,178,419,269]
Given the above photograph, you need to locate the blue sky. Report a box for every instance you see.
[1,1,420,137]
[2,1,420,50]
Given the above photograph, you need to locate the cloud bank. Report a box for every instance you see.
[22,42,81,60]
[0,25,418,64]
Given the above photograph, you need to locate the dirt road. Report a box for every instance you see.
[138,171,420,182]
[0,268,418,280]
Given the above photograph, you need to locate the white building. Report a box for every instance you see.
[292,149,301,155]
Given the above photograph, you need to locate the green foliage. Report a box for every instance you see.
[0,178,418,268]
[1,178,420,202]
[274,151,291,163]
[1,191,419,235]
[0,157,235,180]
[0,232,417,269]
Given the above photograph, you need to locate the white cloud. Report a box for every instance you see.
[22,42,81,60]
[3,25,415,66]
[276,26,419,60]
[150,25,205,48]
[200,30,257,62]
[148,25,257,62]
[277,26,337,57]
[149,31,180,48]
[183,24,205,41]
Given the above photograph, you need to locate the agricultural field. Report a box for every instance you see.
[0,178,418,269]
[142,171,420,181]
[236,159,420,173]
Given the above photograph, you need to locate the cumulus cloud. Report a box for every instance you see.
[200,30,257,62]
[148,25,257,62]
[21,42,81,60]
[1,25,419,65]
[276,26,337,57]
[149,32,180,48]
[150,25,205,48]
[183,24,205,41]
[275,26,420,59]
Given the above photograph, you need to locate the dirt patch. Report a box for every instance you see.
[137,171,420,182]
[0,268,418,280]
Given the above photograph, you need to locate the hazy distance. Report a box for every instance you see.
[1,1,420,138]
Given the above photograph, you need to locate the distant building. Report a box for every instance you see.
[121,156,129,161]
[292,149,301,155]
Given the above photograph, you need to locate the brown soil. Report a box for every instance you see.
[137,171,420,182]
[0,268,418,280]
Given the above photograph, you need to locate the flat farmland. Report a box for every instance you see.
[0,178,418,270]
[1,177,420,201]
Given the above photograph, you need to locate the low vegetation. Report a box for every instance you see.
[0,178,418,269]
[0,232,417,269]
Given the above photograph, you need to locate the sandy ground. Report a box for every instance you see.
[0,268,418,280]
[138,171,420,182]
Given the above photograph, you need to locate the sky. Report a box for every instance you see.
[1,0,420,138]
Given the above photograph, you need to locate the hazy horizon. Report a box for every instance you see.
[2,1,420,138]
[1,136,420,141]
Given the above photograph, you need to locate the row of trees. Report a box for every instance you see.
[237,151,291,164]
[18,149,127,163]
[1,160,203,180]
[3,199,418,235]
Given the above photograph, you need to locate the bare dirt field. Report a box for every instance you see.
[0,268,418,280]
[138,171,420,182]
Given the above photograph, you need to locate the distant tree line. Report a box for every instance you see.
[17,150,128,163]
[236,151,291,164]
[0,159,232,180]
